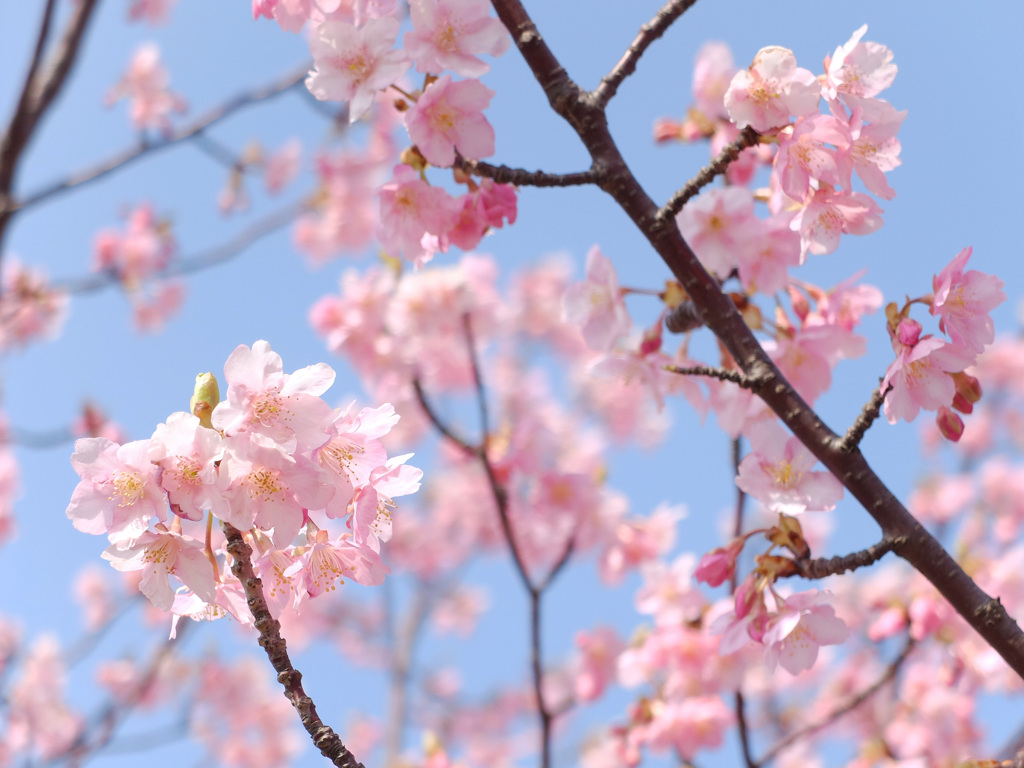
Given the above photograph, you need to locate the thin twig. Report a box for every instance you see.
[730,437,755,768]
[384,579,434,765]
[221,522,364,768]
[664,364,756,389]
[55,200,304,295]
[454,155,595,187]
[593,0,701,108]
[835,383,890,453]
[462,312,490,437]
[657,126,761,220]
[6,65,308,215]
[410,379,476,455]
[790,536,905,580]
[755,637,915,767]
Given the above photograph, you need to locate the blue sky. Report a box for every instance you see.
[1,1,1022,766]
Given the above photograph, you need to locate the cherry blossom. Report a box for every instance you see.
[105,43,186,134]
[931,246,1006,354]
[562,245,631,353]
[724,46,820,131]
[404,0,510,77]
[762,590,850,674]
[306,17,410,122]
[404,75,496,166]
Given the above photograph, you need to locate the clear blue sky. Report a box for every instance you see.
[1,1,1022,766]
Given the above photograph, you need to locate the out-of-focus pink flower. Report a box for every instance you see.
[763,590,849,674]
[824,25,897,103]
[562,245,631,353]
[128,0,176,25]
[0,259,67,351]
[724,46,820,131]
[264,138,302,194]
[676,187,761,278]
[574,627,624,703]
[377,164,460,266]
[106,43,186,134]
[404,0,510,77]
[692,42,736,119]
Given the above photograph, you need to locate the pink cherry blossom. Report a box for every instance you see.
[574,627,624,703]
[774,115,850,202]
[824,25,897,103]
[562,245,631,353]
[105,43,186,134]
[404,75,495,167]
[306,17,410,122]
[735,213,801,295]
[148,411,228,521]
[0,259,67,351]
[93,203,174,289]
[66,437,166,546]
[128,0,176,25]
[635,554,706,627]
[790,185,883,259]
[735,419,844,514]
[377,164,460,266]
[882,336,976,424]
[691,42,736,120]
[724,46,820,132]
[762,590,850,674]
[404,0,510,77]
[102,526,217,610]
[931,246,1006,354]
[7,636,82,759]
[676,186,761,278]
[837,102,905,200]
[286,529,389,599]
[263,138,302,194]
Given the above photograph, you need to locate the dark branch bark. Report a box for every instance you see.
[489,0,1024,680]
[791,536,904,580]
[222,523,365,768]
[837,383,890,453]
[454,156,595,187]
[594,0,701,108]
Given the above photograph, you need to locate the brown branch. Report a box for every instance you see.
[221,522,364,768]
[790,536,904,580]
[755,637,915,767]
[658,125,761,220]
[836,383,890,453]
[730,437,755,768]
[0,0,100,270]
[593,0,702,108]
[490,0,1024,680]
[383,580,434,765]
[454,156,595,187]
[664,363,756,389]
[6,64,308,216]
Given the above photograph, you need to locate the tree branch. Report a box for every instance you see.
[836,383,890,454]
[221,522,364,768]
[790,536,905,580]
[593,0,702,108]
[5,65,308,216]
[0,0,100,269]
[454,156,595,187]
[755,637,915,767]
[664,363,756,389]
[489,0,1024,680]
[658,125,761,220]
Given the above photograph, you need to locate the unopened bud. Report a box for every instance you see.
[936,405,964,442]
[190,372,220,429]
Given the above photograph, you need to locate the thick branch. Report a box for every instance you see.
[490,0,1024,680]
[594,0,701,108]
[222,522,364,768]
[0,0,100,265]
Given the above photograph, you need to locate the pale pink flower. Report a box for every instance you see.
[263,138,302,193]
[735,419,843,514]
[724,46,820,131]
[93,203,174,289]
[676,186,761,278]
[824,25,897,102]
[131,280,184,332]
[641,695,733,759]
[882,335,976,424]
[128,0,175,24]
[691,42,736,119]
[7,636,82,759]
[635,554,706,627]
[405,75,495,166]
[931,246,1006,355]
[447,179,517,250]
[148,411,228,521]
[574,627,624,703]
[762,590,849,674]
[211,339,335,454]
[790,185,883,258]
[562,245,631,352]
[837,101,905,200]
[102,527,217,611]
[0,259,68,350]
[286,529,389,599]
[306,17,410,122]
[377,164,460,266]
[73,565,115,631]
[598,503,682,584]
[404,0,510,77]
[106,43,186,134]
[432,585,488,636]
[347,454,422,552]
[774,115,850,202]
[66,438,165,546]
[736,213,800,295]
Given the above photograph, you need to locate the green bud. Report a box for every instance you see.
[190,372,220,429]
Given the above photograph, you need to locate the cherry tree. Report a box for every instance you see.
[1,2,1023,768]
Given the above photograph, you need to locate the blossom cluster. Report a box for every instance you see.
[253,0,517,266]
[65,340,421,629]
[666,26,902,283]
